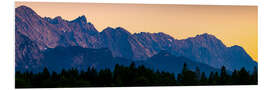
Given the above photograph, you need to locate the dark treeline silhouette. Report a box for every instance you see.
[15,62,257,88]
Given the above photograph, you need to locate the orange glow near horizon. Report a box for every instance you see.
[15,2,258,61]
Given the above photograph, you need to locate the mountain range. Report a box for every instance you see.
[15,5,257,73]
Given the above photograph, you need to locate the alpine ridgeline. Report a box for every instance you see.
[15,6,257,72]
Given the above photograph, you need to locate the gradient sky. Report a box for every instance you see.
[15,2,258,61]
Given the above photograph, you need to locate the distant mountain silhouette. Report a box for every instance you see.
[16,45,218,74]
[143,50,219,74]
[15,5,257,72]
[42,46,128,72]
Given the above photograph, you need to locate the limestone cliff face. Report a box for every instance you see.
[16,6,102,50]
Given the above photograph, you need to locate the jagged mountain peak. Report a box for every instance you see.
[134,32,150,35]
[103,26,114,30]
[154,32,169,36]
[16,5,35,13]
[228,45,247,54]
[193,33,217,40]
[102,26,131,35]
[43,16,65,24]
[183,33,227,49]
[115,27,131,34]
[15,5,41,19]
[230,45,243,49]
[53,16,63,21]
[71,15,87,24]
[133,32,174,39]
[193,33,221,42]
[103,26,127,31]
[154,32,174,39]
[115,26,125,30]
